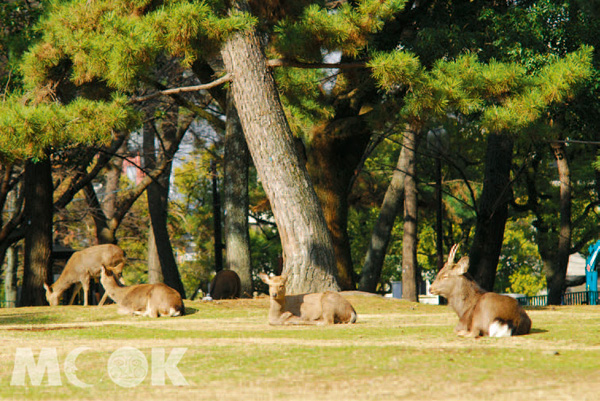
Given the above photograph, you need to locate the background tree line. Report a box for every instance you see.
[1,0,599,306]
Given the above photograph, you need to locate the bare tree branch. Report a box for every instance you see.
[130,74,232,103]
[267,59,367,69]
[129,59,366,104]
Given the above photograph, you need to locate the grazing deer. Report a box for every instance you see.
[259,272,357,325]
[100,265,184,317]
[210,270,241,300]
[430,244,531,338]
[44,244,125,307]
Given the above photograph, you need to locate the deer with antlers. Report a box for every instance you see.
[430,244,531,337]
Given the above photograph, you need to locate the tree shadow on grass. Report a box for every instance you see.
[0,311,61,326]
[183,307,199,316]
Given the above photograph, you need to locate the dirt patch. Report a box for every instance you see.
[4,325,88,332]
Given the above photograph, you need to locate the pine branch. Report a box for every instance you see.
[267,58,367,69]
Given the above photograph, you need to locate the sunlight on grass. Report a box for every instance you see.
[0,296,599,400]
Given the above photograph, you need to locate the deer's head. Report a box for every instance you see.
[43,283,60,306]
[259,273,288,301]
[430,244,470,297]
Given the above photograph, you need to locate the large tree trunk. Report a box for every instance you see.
[304,63,375,291]
[221,0,339,293]
[143,114,186,298]
[211,160,224,273]
[0,171,25,296]
[401,127,420,302]
[4,244,18,307]
[359,132,409,292]
[546,141,571,305]
[86,141,127,245]
[468,133,513,291]
[20,159,53,306]
[224,92,253,297]
[144,121,164,284]
[306,118,370,290]
[147,229,163,283]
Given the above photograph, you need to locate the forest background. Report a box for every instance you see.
[1,0,600,306]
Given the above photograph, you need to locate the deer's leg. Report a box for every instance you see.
[147,301,159,318]
[68,283,82,305]
[98,292,109,306]
[82,279,90,307]
[465,329,482,338]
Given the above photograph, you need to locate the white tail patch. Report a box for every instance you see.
[489,321,512,337]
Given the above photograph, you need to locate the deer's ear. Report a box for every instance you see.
[454,256,470,275]
[258,272,270,284]
[280,274,288,283]
[43,283,51,292]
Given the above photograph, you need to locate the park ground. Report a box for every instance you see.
[0,293,599,400]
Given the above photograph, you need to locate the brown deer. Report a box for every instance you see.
[430,244,532,337]
[44,244,125,307]
[100,265,185,317]
[210,270,241,300]
[259,272,357,325]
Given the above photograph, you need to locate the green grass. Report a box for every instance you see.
[0,295,599,400]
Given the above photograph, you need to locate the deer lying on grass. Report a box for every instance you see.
[100,265,184,317]
[430,244,531,338]
[44,244,125,306]
[259,272,357,325]
[210,270,241,299]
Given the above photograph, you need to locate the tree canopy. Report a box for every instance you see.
[1,0,599,303]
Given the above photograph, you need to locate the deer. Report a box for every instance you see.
[44,244,125,307]
[100,265,185,317]
[430,244,532,338]
[209,270,241,300]
[259,272,357,325]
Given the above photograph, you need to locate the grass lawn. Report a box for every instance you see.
[0,294,598,400]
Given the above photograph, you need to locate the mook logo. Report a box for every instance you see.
[11,347,188,388]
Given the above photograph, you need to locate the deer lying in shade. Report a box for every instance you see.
[44,244,125,306]
[210,270,241,300]
[100,265,184,317]
[430,244,531,338]
[259,272,357,325]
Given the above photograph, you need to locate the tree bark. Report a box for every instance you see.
[359,133,409,292]
[143,113,186,298]
[221,0,339,293]
[0,164,26,281]
[144,121,164,284]
[211,160,224,273]
[546,141,571,305]
[303,62,375,290]
[20,159,53,306]
[468,133,514,291]
[4,244,18,307]
[435,155,444,271]
[85,141,127,245]
[224,92,253,297]
[306,118,370,290]
[147,228,163,283]
[401,126,420,302]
